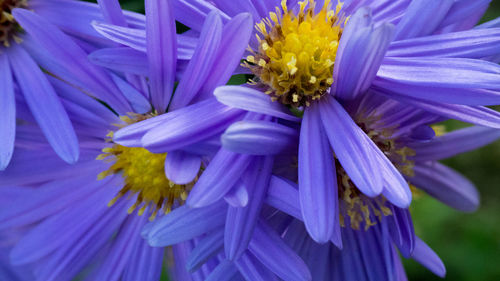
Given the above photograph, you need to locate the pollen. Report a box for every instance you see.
[97,115,198,221]
[338,115,417,231]
[244,0,344,107]
[0,0,27,48]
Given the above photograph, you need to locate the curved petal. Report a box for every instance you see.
[186,230,224,272]
[214,86,300,122]
[318,96,383,197]
[88,47,149,76]
[411,162,479,212]
[411,237,446,278]
[410,126,500,161]
[164,150,201,185]
[299,106,338,243]
[222,120,298,155]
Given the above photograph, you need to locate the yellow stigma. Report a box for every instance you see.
[244,0,344,107]
[0,0,27,48]
[97,116,196,221]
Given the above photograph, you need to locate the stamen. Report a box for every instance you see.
[244,0,344,107]
[98,114,200,221]
[0,0,28,48]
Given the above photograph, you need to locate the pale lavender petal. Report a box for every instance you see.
[146,0,177,112]
[299,106,338,243]
[164,150,201,185]
[142,99,244,153]
[411,162,479,212]
[224,181,249,207]
[222,120,298,155]
[8,46,79,164]
[110,74,151,114]
[0,54,15,170]
[214,86,300,122]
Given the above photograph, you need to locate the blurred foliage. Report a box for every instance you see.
[100,1,500,280]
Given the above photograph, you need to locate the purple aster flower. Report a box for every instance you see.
[0,0,149,170]
[0,1,293,280]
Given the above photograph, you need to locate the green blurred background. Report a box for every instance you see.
[105,1,500,280]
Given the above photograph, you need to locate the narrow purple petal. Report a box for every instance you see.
[411,162,479,212]
[248,221,312,281]
[110,74,151,114]
[122,235,164,281]
[169,11,223,110]
[235,252,278,281]
[164,151,201,185]
[8,46,79,164]
[334,19,394,100]
[224,157,273,260]
[222,120,298,155]
[318,96,383,197]
[187,148,252,208]
[206,260,242,281]
[394,0,454,40]
[299,106,338,243]
[214,86,301,122]
[0,54,15,170]
[411,237,446,278]
[88,47,148,76]
[97,0,127,26]
[387,206,415,258]
[142,98,244,153]
[186,230,224,272]
[146,0,177,112]
[410,126,500,161]
[13,8,132,113]
[145,202,227,247]
[198,13,254,97]
[265,176,302,220]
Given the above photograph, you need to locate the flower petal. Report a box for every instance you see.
[164,150,201,185]
[169,11,222,110]
[146,0,177,112]
[0,54,15,170]
[410,126,500,161]
[186,230,224,272]
[88,47,149,76]
[8,46,79,164]
[411,237,446,278]
[224,157,273,260]
[214,86,301,122]
[411,162,479,212]
[222,120,298,155]
[299,106,338,243]
[318,96,383,197]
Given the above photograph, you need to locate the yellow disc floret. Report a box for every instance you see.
[97,116,197,221]
[0,0,27,47]
[245,0,344,107]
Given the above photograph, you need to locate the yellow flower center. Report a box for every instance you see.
[0,0,27,47]
[97,116,197,221]
[244,0,344,107]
